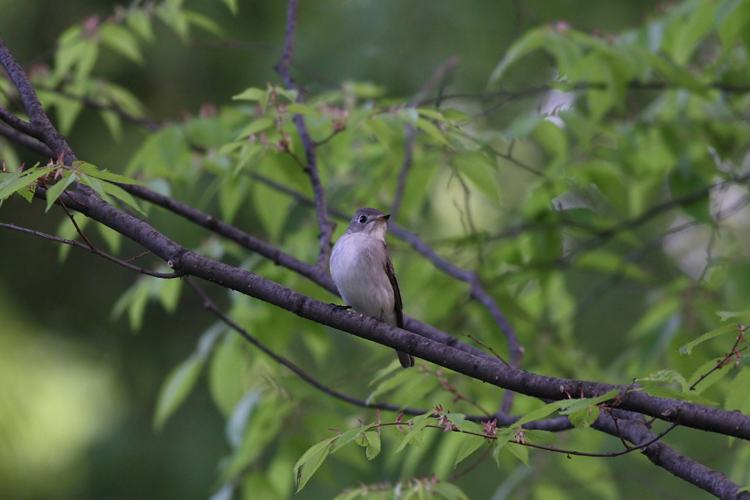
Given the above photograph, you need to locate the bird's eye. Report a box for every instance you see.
[358,215,367,223]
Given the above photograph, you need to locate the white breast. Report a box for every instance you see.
[330,233,396,325]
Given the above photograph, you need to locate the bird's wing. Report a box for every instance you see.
[383,242,404,328]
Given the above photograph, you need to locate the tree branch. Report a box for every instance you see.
[0,221,182,279]
[273,0,335,269]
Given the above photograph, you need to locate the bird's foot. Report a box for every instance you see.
[331,303,352,312]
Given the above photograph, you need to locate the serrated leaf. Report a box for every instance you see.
[0,166,54,201]
[153,354,204,430]
[364,431,381,460]
[293,437,335,492]
[453,434,485,468]
[679,323,738,355]
[45,173,77,212]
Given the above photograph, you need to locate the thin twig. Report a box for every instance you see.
[689,331,746,392]
[0,222,182,278]
[184,276,427,416]
[390,124,415,222]
[273,0,335,269]
[466,334,510,367]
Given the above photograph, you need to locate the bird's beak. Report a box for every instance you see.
[378,214,391,222]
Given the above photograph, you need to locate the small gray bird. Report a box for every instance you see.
[329,207,415,368]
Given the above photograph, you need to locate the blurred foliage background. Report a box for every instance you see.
[3,0,750,499]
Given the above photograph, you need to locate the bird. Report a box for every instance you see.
[329,207,415,368]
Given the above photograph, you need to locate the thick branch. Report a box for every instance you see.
[28,185,750,441]
[0,37,73,160]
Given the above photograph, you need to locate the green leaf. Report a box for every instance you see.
[366,367,417,403]
[153,354,204,430]
[417,118,452,148]
[87,168,145,185]
[506,443,529,466]
[679,323,739,355]
[98,179,146,215]
[225,389,263,449]
[642,51,704,94]
[395,413,431,452]
[126,9,155,42]
[100,110,123,142]
[286,103,321,117]
[432,482,469,500]
[512,401,566,428]
[453,434,485,468]
[558,389,620,429]
[44,173,77,212]
[184,11,225,37]
[489,27,546,85]
[636,369,688,392]
[717,310,750,322]
[293,437,335,492]
[96,223,122,254]
[725,367,750,415]
[219,0,238,14]
[157,277,182,313]
[100,24,144,64]
[687,359,734,395]
[233,88,267,102]
[364,431,381,460]
[0,166,54,201]
[236,116,275,139]
[397,107,419,126]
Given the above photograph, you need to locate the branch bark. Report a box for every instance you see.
[273,0,335,269]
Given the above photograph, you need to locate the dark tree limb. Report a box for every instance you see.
[273,0,335,269]
[21,183,750,443]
